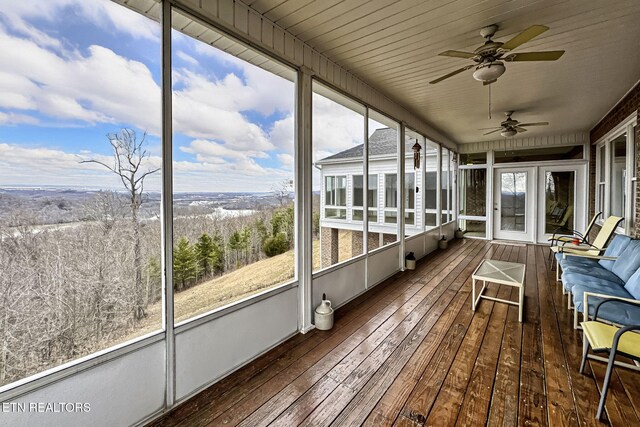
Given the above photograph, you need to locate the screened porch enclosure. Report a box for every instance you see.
[1,0,639,426]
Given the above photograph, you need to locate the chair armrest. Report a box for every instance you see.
[560,240,597,249]
[562,253,616,261]
[583,292,640,323]
[613,325,640,353]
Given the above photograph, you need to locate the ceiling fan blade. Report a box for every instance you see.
[483,79,497,86]
[438,50,477,59]
[515,127,528,133]
[483,128,503,136]
[518,122,549,126]
[478,127,501,130]
[505,51,564,61]
[429,64,474,84]
[500,25,549,51]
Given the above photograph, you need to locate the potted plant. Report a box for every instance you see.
[405,252,416,270]
[439,235,448,249]
[455,228,465,239]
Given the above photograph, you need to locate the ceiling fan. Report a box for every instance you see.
[429,24,564,85]
[480,111,549,137]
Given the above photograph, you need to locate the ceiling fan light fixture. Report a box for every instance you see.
[472,61,505,82]
[500,128,517,138]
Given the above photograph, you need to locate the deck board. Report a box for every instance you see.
[150,240,640,427]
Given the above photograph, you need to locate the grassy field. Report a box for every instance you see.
[120,233,357,342]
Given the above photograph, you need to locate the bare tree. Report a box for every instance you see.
[81,129,159,320]
[271,179,293,206]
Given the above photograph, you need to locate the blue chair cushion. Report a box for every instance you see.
[599,234,632,271]
[562,270,625,292]
[573,284,640,325]
[558,254,599,271]
[624,267,640,300]
[612,239,640,283]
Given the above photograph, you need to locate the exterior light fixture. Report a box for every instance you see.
[472,61,505,82]
[500,128,517,138]
[412,142,422,169]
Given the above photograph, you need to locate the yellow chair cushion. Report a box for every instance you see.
[550,244,599,257]
[581,321,640,358]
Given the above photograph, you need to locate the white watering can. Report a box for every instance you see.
[314,293,334,330]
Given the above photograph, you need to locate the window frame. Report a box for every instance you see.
[352,173,378,223]
[383,172,399,224]
[458,161,488,239]
[323,174,347,220]
[404,171,416,225]
[594,112,638,234]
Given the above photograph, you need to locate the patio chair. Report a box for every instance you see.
[580,296,640,420]
[548,211,602,261]
[547,205,574,230]
[550,215,623,272]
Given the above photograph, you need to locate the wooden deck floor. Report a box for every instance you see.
[150,239,640,426]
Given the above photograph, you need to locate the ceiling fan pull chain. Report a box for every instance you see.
[488,84,492,119]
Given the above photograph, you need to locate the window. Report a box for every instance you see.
[458,167,487,238]
[312,81,365,271]
[441,149,451,224]
[460,152,487,165]
[610,134,626,222]
[597,144,606,215]
[594,115,637,233]
[405,172,416,225]
[172,9,295,323]
[0,0,162,386]
[494,145,584,163]
[325,175,347,213]
[368,110,399,250]
[424,141,439,229]
[353,174,377,222]
[385,174,398,223]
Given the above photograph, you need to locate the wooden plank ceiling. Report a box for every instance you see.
[243,0,640,144]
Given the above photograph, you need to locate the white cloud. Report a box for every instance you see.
[0,0,159,45]
[0,112,39,125]
[0,2,298,192]
[0,142,162,190]
[0,32,162,130]
[176,50,199,67]
[277,153,294,168]
[270,115,294,152]
[180,139,270,162]
[312,93,365,156]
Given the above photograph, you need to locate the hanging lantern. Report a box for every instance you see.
[412,142,421,169]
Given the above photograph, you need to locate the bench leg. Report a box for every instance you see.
[471,278,476,311]
[597,350,618,420]
[519,286,524,322]
[579,338,590,373]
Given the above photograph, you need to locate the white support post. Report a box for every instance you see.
[160,0,175,410]
[487,150,494,240]
[436,145,442,235]
[296,67,314,333]
[399,123,406,270]
[363,108,369,286]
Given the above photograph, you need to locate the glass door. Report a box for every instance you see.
[494,167,535,241]
[537,164,586,243]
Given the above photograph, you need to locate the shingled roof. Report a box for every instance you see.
[317,128,416,164]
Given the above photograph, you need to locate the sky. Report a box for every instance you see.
[0,0,381,193]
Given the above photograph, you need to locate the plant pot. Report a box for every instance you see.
[438,239,448,250]
[455,230,464,239]
[405,259,416,270]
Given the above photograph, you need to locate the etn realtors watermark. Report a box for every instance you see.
[1,402,91,413]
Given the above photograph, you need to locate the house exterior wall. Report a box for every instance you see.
[588,82,640,239]
[318,155,437,236]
